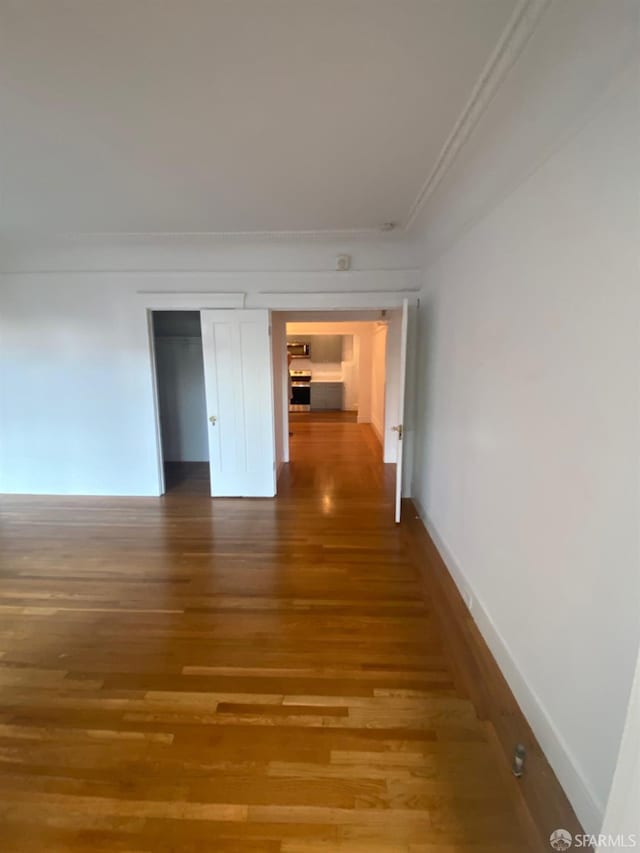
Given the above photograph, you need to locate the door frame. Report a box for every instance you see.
[273,298,416,515]
[141,292,244,496]
[279,313,387,457]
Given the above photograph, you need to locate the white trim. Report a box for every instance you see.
[136,291,245,310]
[125,270,420,300]
[412,498,604,835]
[251,289,418,311]
[55,228,385,240]
[370,418,384,446]
[136,287,418,312]
[404,0,551,230]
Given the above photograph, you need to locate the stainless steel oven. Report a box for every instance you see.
[289,370,311,412]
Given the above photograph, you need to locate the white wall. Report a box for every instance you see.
[370,324,387,444]
[340,335,358,411]
[0,232,415,275]
[0,277,161,495]
[355,327,373,427]
[410,4,640,834]
[0,243,415,496]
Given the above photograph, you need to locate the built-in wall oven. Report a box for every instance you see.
[289,370,311,412]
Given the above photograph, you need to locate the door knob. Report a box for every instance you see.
[392,424,403,440]
[209,415,217,425]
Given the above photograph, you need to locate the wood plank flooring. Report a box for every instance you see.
[0,418,544,851]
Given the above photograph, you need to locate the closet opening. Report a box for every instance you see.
[151,310,210,496]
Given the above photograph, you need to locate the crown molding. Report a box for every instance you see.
[403,0,551,232]
[414,55,638,275]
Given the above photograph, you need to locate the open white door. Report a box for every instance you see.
[201,309,276,497]
[393,298,409,523]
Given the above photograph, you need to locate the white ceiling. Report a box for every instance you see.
[0,0,517,236]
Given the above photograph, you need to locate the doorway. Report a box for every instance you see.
[284,319,390,505]
[151,311,210,495]
[272,306,409,521]
[285,319,386,441]
[275,312,402,462]
[149,306,277,498]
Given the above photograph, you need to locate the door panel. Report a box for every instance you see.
[201,309,276,497]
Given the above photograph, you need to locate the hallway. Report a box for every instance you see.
[0,419,539,851]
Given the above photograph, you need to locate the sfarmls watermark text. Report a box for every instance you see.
[550,829,638,850]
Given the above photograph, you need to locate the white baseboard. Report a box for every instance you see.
[371,417,384,445]
[412,498,604,836]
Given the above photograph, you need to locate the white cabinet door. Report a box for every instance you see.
[201,309,276,497]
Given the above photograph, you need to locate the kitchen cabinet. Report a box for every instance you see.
[309,335,343,363]
[286,334,343,363]
[310,382,343,411]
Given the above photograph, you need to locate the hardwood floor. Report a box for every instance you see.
[0,419,555,851]
[289,412,359,424]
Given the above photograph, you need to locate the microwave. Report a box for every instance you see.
[287,341,311,358]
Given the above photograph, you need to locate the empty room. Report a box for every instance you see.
[0,2,638,852]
